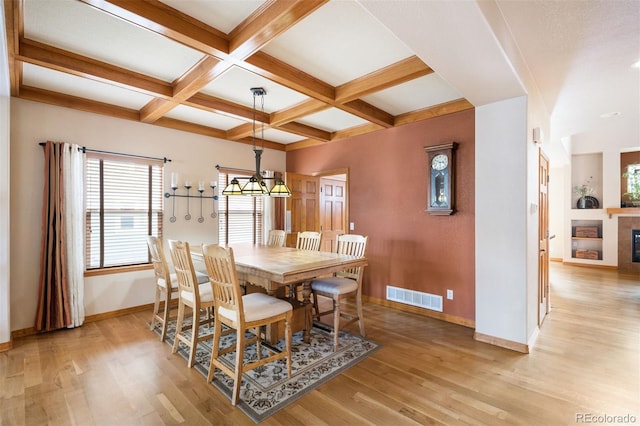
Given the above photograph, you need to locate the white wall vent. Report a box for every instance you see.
[386,285,443,312]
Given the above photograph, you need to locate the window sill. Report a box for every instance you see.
[85,264,153,277]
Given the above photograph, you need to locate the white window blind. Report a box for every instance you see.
[85,155,163,269]
[218,170,263,245]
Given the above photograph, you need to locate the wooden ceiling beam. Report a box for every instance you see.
[4,0,22,96]
[394,98,474,126]
[140,56,224,123]
[332,123,384,142]
[339,99,394,128]
[18,39,173,98]
[154,116,227,140]
[186,93,262,123]
[335,56,433,103]
[285,139,325,151]
[277,121,331,142]
[79,0,229,57]
[243,51,335,103]
[229,0,328,59]
[270,99,328,126]
[19,86,140,121]
[227,122,257,141]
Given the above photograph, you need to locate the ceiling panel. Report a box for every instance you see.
[160,0,264,34]
[362,74,463,115]
[297,107,369,132]
[23,63,154,110]
[200,66,309,112]
[164,105,247,130]
[261,1,415,86]
[24,0,204,82]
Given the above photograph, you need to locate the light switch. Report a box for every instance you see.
[349,222,355,231]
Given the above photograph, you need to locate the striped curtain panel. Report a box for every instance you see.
[35,141,84,331]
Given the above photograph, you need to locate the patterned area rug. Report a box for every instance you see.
[152,318,380,423]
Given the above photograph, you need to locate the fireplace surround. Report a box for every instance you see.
[618,217,640,272]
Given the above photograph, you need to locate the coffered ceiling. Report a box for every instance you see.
[3,0,473,152]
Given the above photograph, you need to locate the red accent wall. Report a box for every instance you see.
[286,109,475,322]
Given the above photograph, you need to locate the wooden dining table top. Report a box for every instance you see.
[192,242,367,288]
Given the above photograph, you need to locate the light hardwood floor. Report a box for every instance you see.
[1,263,638,425]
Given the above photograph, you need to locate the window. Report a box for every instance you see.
[85,155,163,270]
[218,170,263,245]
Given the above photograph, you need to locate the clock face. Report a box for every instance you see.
[432,154,448,171]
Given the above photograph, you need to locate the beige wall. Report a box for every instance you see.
[9,98,285,332]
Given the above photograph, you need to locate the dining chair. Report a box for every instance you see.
[202,244,292,406]
[296,231,322,251]
[167,240,215,368]
[267,229,286,247]
[311,234,368,351]
[146,236,209,342]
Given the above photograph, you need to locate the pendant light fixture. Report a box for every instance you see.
[222,87,291,197]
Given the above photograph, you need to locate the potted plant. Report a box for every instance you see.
[573,183,594,209]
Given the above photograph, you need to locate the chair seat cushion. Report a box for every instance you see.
[311,276,358,295]
[180,282,213,304]
[195,271,210,284]
[158,271,208,289]
[218,293,292,323]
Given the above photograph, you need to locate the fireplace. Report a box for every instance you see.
[618,217,640,272]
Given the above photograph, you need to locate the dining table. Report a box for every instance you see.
[192,242,367,344]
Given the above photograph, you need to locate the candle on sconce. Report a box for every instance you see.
[184,180,192,189]
[171,172,178,189]
[210,181,216,189]
[198,181,204,192]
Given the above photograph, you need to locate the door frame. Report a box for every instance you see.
[538,149,550,326]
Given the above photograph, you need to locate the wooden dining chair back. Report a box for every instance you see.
[267,229,286,247]
[311,234,368,351]
[146,236,177,341]
[167,240,215,368]
[202,244,292,406]
[296,231,322,251]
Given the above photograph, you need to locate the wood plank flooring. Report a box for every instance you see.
[1,263,638,425]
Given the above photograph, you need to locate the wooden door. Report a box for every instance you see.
[285,173,319,247]
[319,177,347,252]
[538,149,550,325]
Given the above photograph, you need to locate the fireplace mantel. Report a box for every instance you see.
[606,207,640,218]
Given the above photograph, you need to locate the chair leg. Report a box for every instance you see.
[188,307,199,368]
[256,327,262,360]
[151,285,161,331]
[333,296,340,351]
[172,302,185,354]
[160,288,171,341]
[312,291,320,321]
[284,315,292,378]
[207,318,223,383]
[356,292,365,337]
[231,329,246,406]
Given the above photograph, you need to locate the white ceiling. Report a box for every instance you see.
[361,0,640,156]
[8,0,640,156]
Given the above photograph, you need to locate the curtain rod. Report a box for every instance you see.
[39,143,171,163]
[215,164,254,174]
